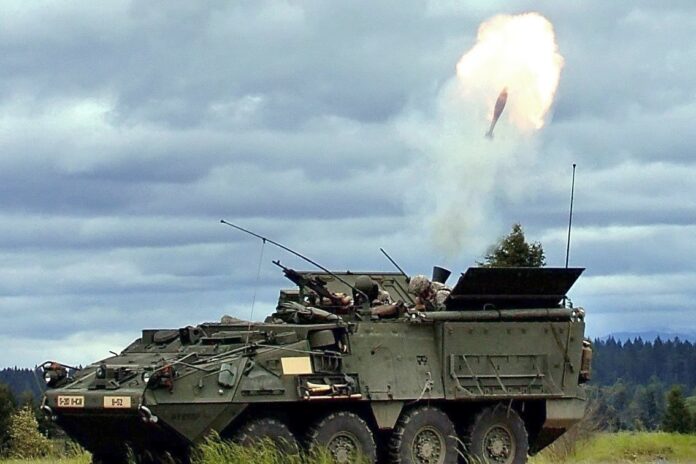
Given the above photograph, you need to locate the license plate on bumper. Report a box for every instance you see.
[52,394,135,410]
[103,396,132,409]
[57,395,85,408]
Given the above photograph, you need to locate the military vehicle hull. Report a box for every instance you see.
[43,268,591,464]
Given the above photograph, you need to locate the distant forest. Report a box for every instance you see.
[0,368,43,400]
[1,337,696,396]
[590,337,696,431]
[592,337,696,390]
[0,337,695,432]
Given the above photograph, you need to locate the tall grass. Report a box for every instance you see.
[0,439,89,464]
[531,399,602,462]
[191,434,369,464]
[192,436,306,464]
[1,434,370,464]
[0,458,89,464]
[572,432,696,463]
[4,432,696,463]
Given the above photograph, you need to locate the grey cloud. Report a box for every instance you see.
[508,160,696,233]
[1,1,474,129]
[539,224,696,276]
[5,331,137,368]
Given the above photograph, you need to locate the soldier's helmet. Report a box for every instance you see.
[355,275,379,301]
[408,275,431,295]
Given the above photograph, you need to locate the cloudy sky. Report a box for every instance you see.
[2,1,695,367]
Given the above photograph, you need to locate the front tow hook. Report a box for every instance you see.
[138,405,158,424]
[41,405,57,422]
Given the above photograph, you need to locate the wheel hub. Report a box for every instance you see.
[412,427,444,464]
[328,433,359,464]
[484,425,514,463]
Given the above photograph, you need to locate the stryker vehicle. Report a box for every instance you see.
[42,259,592,464]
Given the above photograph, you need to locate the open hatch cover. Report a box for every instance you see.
[445,267,584,311]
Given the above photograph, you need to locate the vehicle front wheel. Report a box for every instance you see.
[134,450,186,464]
[233,416,300,454]
[464,406,529,464]
[91,450,128,464]
[389,405,458,464]
[307,411,377,464]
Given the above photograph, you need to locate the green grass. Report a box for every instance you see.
[191,436,339,464]
[191,435,374,464]
[0,459,89,464]
[3,432,696,463]
[0,436,364,464]
[531,432,696,464]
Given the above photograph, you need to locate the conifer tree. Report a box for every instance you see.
[479,223,545,267]
[7,405,50,459]
[0,383,16,449]
[662,386,692,433]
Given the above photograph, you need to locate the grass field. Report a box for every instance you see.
[530,432,696,464]
[2,432,695,463]
[0,459,88,464]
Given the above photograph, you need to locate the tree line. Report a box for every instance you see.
[0,368,43,401]
[590,337,696,433]
[592,337,696,390]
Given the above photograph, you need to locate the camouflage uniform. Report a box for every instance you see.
[408,275,451,311]
[375,289,393,305]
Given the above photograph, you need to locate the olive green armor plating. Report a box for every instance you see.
[42,266,592,464]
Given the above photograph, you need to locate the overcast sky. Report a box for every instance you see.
[2,1,696,367]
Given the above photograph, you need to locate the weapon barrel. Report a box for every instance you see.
[420,308,574,322]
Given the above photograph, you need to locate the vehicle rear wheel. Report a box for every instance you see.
[307,411,377,463]
[464,406,529,464]
[233,417,300,454]
[389,405,458,464]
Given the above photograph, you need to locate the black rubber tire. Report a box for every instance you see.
[389,406,458,464]
[233,417,300,454]
[135,450,186,464]
[464,406,529,464]
[91,451,128,464]
[307,411,377,463]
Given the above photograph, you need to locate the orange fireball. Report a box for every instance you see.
[456,13,564,134]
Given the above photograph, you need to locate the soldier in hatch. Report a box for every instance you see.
[408,275,451,311]
[354,276,393,306]
[352,276,405,318]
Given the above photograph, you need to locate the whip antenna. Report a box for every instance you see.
[380,248,408,278]
[565,163,577,268]
[246,238,266,342]
[220,219,367,300]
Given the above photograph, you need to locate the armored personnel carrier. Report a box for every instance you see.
[42,260,591,464]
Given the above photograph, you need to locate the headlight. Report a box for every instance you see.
[142,364,175,390]
[96,363,107,379]
[41,362,68,388]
